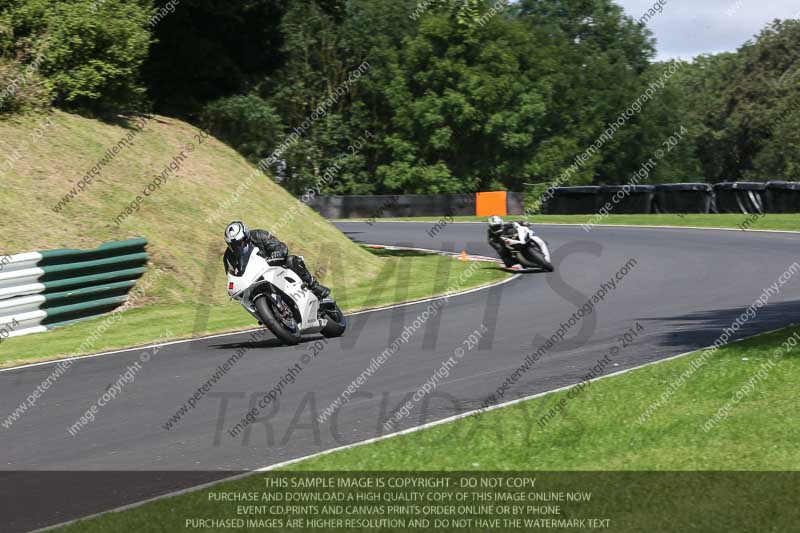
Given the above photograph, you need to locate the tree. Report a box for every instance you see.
[144,0,286,117]
[518,0,656,185]
[374,4,552,192]
[726,20,800,181]
[201,94,284,163]
[1,0,154,114]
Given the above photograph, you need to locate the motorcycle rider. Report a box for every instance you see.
[487,215,543,268]
[223,221,331,300]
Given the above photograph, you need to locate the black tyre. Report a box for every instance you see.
[320,303,347,338]
[520,245,555,272]
[255,293,302,345]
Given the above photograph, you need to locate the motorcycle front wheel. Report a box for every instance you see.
[320,303,347,338]
[255,293,303,345]
[519,245,555,272]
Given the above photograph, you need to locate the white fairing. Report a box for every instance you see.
[529,235,552,262]
[515,223,528,243]
[508,224,552,263]
[228,248,324,333]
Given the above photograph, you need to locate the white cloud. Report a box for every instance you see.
[615,0,800,60]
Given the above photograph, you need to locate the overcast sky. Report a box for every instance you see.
[614,0,800,60]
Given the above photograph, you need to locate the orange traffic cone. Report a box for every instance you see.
[459,250,468,261]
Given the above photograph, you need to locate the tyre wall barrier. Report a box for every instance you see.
[653,183,713,214]
[507,192,525,216]
[765,181,800,213]
[308,194,473,219]
[308,192,524,219]
[309,182,800,219]
[543,182,793,215]
[713,182,766,214]
[0,238,148,340]
[598,185,655,214]
[541,186,601,214]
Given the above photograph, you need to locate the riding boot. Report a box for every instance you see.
[309,281,331,300]
[287,255,331,299]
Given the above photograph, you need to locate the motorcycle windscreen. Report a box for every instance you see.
[231,241,255,275]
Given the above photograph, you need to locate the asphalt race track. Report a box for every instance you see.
[3,222,800,531]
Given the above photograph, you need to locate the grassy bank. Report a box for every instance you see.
[56,324,800,531]
[342,214,800,232]
[0,111,384,302]
[0,248,508,367]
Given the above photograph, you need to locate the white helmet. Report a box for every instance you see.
[488,216,504,230]
[224,221,249,250]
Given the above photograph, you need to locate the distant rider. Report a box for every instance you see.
[223,221,330,299]
[487,215,542,269]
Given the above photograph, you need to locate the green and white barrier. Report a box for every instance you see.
[0,239,148,339]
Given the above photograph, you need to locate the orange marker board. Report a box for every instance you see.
[475,191,507,217]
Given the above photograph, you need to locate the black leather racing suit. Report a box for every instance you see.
[224,230,328,297]
[487,222,534,268]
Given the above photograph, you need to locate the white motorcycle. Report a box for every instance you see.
[501,223,554,272]
[227,245,346,345]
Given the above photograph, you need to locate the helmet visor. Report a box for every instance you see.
[228,235,247,250]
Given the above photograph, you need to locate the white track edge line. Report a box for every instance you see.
[36,322,796,533]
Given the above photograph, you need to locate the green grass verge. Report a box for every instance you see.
[55,324,800,532]
[285,324,800,471]
[0,249,507,367]
[339,214,800,232]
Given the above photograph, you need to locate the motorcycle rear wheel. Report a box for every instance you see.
[255,293,303,345]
